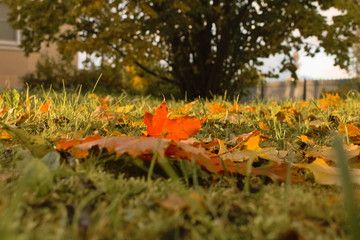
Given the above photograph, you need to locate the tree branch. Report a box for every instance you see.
[106,42,177,85]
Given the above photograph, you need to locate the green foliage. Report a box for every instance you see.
[322,78,360,98]
[22,56,125,93]
[22,55,77,89]
[4,0,360,99]
[352,30,360,76]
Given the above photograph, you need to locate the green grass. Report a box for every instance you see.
[0,88,359,239]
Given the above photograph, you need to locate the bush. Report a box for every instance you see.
[22,56,125,93]
[322,78,360,98]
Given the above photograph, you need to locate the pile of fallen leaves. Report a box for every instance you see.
[1,91,359,186]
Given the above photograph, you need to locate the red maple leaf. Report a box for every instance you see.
[144,101,204,141]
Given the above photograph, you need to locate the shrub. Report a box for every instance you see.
[22,56,125,93]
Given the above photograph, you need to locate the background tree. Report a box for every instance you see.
[4,0,360,99]
[353,30,360,76]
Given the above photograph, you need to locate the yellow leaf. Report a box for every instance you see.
[207,102,227,115]
[259,121,269,130]
[0,129,11,139]
[87,93,98,99]
[298,135,314,144]
[244,135,262,151]
[217,139,227,155]
[295,158,360,185]
[115,105,135,113]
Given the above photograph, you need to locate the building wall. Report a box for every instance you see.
[0,44,75,89]
[0,3,77,89]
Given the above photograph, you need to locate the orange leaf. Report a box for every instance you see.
[340,123,360,136]
[39,100,51,113]
[54,135,102,158]
[207,102,227,114]
[144,101,203,141]
[258,121,269,130]
[0,107,9,118]
[0,129,11,139]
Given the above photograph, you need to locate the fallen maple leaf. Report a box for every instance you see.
[144,101,203,141]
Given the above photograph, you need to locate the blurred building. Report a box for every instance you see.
[0,3,77,89]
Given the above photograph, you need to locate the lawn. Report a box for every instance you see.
[0,88,359,240]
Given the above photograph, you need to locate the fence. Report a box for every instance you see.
[242,78,359,102]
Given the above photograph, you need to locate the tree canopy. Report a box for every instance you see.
[4,0,360,98]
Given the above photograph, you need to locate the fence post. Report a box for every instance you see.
[260,80,265,99]
[303,78,307,100]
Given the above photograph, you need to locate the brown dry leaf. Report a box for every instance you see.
[221,149,256,162]
[218,114,241,124]
[74,136,239,175]
[92,106,119,122]
[257,148,289,162]
[227,130,262,145]
[295,158,360,185]
[157,194,189,211]
[221,147,287,163]
[75,136,212,171]
[307,120,328,130]
[233,161,304,183]
[304,144,360,163]
[275,107,301,127]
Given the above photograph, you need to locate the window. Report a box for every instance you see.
[0,3,20,48]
